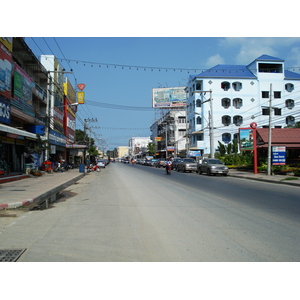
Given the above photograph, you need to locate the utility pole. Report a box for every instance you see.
[267,83,273,176]
[190,89,214,158]
[208,90,214,158]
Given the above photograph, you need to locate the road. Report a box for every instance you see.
[0,162,299,262]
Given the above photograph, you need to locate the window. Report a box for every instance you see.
[285,99,294,109]
[262,108,270,115]
[262,108,281,115]
[285,83,294,92]
[221,98,230,109]
[258,63,283,73]
[262,91,269,98]
[233,98,243,109]
[221,81,230,91]
[178,129,186,136]
[196,116,202,125]
[222,133,231,143]
[222,115,231,126]
[274,91,281,98]
[286,116,295,126]
[178,116,186,123]
[196,99,201,107]
[195,81,202,91]
[233,115,243,126]
[232,81,242,91]
[274,108,281,115]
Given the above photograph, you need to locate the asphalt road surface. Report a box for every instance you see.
[1,162,299,262]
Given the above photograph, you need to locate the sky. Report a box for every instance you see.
[5,0,300,152]
[23,37,300,150]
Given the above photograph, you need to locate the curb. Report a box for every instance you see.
[228,174,300,187]
[0,173,85,210]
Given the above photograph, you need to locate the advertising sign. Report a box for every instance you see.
[272,146,286,165]
[0,96,10,124]
[0,38,13,52]
[239,128,254,151]
[77,91,85,104]
[152,87,187,108]
[64,78,76,103]
[13,64,33,107]
[188,150,201,157]
[0,42,13,100]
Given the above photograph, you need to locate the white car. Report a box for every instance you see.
[97,161,105,168]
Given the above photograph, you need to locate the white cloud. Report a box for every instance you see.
[205,54,225,68]
[219,37,300,65]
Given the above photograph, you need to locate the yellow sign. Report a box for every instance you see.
[155,137,163,141]
[77,91,85,104]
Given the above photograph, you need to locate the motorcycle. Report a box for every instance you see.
[165,163,172,175]
[87,164,100,173]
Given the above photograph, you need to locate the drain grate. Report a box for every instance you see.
[0,249,26,262]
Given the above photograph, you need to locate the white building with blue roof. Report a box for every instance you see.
[186,54,300,157]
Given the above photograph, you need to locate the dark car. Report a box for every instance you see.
[171,158,183,170]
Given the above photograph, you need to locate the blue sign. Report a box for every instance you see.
[0,96,10,124]
[272,146,286,165]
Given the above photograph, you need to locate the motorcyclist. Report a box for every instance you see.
[165,157,172,175]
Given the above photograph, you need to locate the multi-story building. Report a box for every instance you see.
[150,109,186,157]
[128,136,151,157]
[0,38,80,175]
[0,37,49,173]
[186,54,300,157]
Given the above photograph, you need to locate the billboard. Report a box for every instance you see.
[239,128,254,151]
[13,63,33,107]
[152,87,186,108]
[0,42,13,100]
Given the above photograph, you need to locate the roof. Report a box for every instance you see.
[256,128,300,148]
[254,54,285,62]
[284,69,300,80]
[190,54,300,81]
[192,64,256,79]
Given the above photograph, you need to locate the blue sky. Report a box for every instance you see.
[24,37,300,150]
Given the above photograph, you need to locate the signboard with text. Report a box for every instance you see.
[272,146,286,165]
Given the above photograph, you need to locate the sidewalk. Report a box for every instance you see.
[0,168,299,210]
[0,168,85,210]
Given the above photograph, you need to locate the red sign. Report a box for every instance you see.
[77,83,86,91]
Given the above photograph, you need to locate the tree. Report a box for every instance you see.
[147,142,156,156]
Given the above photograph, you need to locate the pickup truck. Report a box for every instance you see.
[197,158,228,176]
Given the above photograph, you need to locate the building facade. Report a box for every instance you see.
[150,109,187,157]
[128,137,151,158]
[186,55,300,157]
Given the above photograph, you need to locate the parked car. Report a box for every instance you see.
[171,158,183,170]
[96,160,106,168]
[176,158,197,173]
[197,158,228,176]
[155,158,166,168]
[147,159,158,166]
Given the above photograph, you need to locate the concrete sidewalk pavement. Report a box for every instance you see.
[0,168,85,210]
[0,167,299,210]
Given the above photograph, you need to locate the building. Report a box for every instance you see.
[186,54,300,157]
[128,137,151,158]
[0,38,81,176]
[118,146,129,159]
[150,109,186,157]
[0,37,49,173]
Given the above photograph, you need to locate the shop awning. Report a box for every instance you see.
[0,124,41,139]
